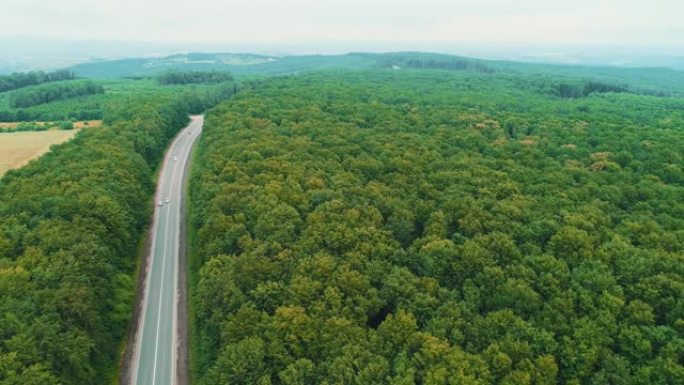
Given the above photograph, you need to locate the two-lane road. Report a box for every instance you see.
[132,115,202,385]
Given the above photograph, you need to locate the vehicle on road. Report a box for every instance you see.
[134,116,202,385]
[157,200,162,206]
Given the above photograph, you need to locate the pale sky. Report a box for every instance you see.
[2,0,683,48]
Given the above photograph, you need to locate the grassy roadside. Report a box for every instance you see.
[112,123,185,385]
[105,225,150,385]
[176,117,205,385]
[185,130,205,385]
[109,166,162,385]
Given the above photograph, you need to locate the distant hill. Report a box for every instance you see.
[68,51,684,96]
[490,59,684,97]
[69,52,371,78]
[68,52,497,78]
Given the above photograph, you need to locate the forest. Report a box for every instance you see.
[157,70,235,85]
[8,80,105,108]
[0,73,238,123]
[0,90,205,384]
[0,70,75,93]
[188,70,684,385]
[67,52,684,99]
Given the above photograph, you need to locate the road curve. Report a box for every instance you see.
[132,115,202,385]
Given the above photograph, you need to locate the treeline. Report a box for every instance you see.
[557,81,629,98]
[0,79,238,124]
[189,71,683,384]
[0,70,75,93]
[157,70,234,85]
[0,103,102,122]
[375,53,495,73]
[0,96,191,384]
[0,120,75,133]
[180,81,240,115]
[8,80,104,108]
[401,58,494,73]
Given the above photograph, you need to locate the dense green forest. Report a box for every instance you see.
[0,87,216,383]
[0,98,186,384]
[0,74,237,123]
[1,53,682,384]
[8,80,104,108]
[370,52,495,73]
[68,52,684,97]
[158,70,235,85]
[0,91,105,122]
[189,70,684,385]
[0,70,75,93]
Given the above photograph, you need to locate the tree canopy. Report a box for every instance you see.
[189,70,684,385]
[8,81,104,108]
[157,70,234,85]
[0,70,75,93]
[0,94,191,384]
[0,77,238,124]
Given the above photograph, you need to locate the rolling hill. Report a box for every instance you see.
[68,52,684,97]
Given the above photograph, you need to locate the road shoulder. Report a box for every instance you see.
[176,121,198,385]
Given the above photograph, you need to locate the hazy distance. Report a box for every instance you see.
[1,0,683,71]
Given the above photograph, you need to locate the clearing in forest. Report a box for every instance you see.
[0,130,79,175]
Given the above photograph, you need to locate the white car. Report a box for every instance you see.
[157,200,163,207]
[173,156,178,161]
[165,198,171,203]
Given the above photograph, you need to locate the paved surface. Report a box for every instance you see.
[132,115,202,385]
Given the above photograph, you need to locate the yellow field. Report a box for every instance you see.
[0,130,79,176]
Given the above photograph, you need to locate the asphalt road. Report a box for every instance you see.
[132,115,202,385]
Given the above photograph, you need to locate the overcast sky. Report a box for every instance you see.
[2,0,682,49]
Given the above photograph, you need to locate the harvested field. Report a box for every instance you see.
[0,130,79,175]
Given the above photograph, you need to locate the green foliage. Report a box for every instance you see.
[0,78,238,125]
[0,122,47,133]
[373,52,495,73]
[8,80,104,108]
[0,94,105,122]
[68,51,684,97]
[57,120,74,130]
[157,70,234,85]
[556,81,629,98]
[0,70,75,93]
[189,70,684,384]
[0,96,192,384]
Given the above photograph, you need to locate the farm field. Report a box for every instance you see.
[0,129,79,175]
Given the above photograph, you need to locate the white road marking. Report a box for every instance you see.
[132,116,203,385]
[151,157,179,385]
